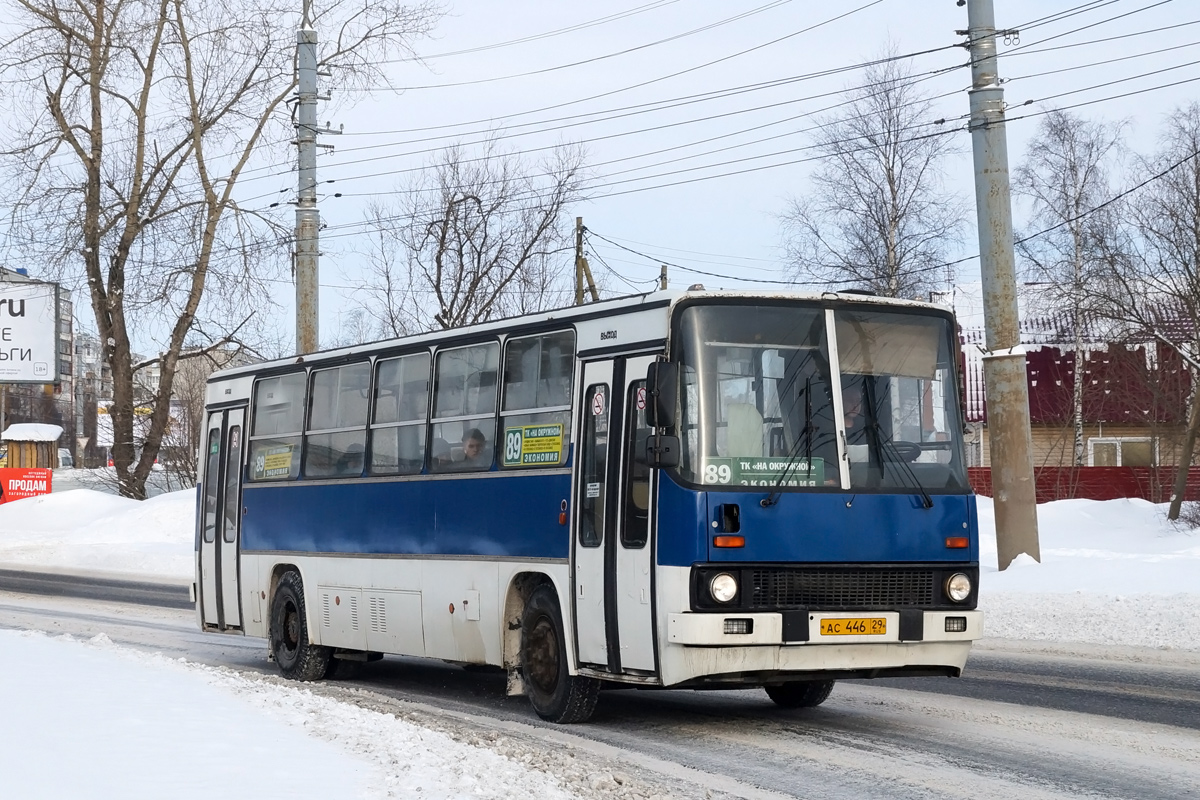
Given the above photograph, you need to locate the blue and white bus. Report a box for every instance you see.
[196,289,982,723]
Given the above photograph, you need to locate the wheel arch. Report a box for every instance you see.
[502,570,574,696]
[266,562,317,642]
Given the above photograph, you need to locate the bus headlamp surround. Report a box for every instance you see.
[946,573,972,603]
[709,572,738,604]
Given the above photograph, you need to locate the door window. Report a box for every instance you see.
[222,426,242,543]
[202,427,221,544]
[578,384,609,548]
[621,381,651,548]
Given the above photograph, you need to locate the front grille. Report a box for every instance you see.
[748,568,935,609]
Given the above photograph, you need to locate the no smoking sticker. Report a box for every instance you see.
[591,392,605,416]
[636,387,647,410]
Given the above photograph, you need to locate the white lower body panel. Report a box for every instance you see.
[239,553,569,669]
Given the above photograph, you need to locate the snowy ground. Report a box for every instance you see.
[1,479,1198,798]
[976,495,1200,650]
[0,629,579,800]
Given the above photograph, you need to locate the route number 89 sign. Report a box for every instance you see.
[502,423,565,467]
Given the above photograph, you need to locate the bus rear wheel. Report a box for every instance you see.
[765,680,835,708]
[270,571,331,681]
[520,585,600,723]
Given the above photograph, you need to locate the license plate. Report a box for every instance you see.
[820,617,887,636]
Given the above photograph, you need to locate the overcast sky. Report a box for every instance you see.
[89,1,1200,348]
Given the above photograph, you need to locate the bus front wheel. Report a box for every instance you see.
[765,680,835,708]
[270,571,332,681]
[520,585,600,723]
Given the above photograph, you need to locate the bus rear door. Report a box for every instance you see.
[198,406,245,631]
[573,355,657,676]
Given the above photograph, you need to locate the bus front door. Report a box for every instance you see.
[573,355,657,676]
[198,406,246,631]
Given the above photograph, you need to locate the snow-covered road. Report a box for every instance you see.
[2,589,1197,800]
[2,484,1198,798]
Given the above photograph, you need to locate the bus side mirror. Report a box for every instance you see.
[646,361,678,429]
[646,434,680,469]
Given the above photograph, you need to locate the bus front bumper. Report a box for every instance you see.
[666,609,983,646]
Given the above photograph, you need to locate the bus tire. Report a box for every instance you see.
[270,571,331,681]
[520,585,599,723]
[765,680,835,708]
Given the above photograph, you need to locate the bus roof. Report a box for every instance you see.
[209,287,951,383]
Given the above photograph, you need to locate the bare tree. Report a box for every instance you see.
[781,51,965,298]
[356,139,587,336]
[0,0,440,497]
[1014,109,1126,466]
[1093,103,1200,518]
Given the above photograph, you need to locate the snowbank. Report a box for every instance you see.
[0,489,194,580]
[976,495,1200,649]
[0,629,575,800]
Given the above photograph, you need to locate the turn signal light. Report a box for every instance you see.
[945,537,969,549]
[713,535,745,548]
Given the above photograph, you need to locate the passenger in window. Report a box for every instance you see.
[461,428,489,466]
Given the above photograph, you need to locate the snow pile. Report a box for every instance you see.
[0,489,194,579]
[0,629,575,800]
[976,496,1200,649]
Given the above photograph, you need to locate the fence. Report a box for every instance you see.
[967,466,1200,503]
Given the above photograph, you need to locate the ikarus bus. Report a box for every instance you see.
[196,289,982,723]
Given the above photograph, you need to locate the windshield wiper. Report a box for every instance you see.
[761,378,823,507]
[864,420,933,509]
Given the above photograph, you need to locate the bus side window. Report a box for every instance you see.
[578,384,608,548]
[248,372,306,481]
[500,330,575,469]
[304,362,370,479]
[621,381,650,548]
[431,342,499,472]
[371,353,430,476]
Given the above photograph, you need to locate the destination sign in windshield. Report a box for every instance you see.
[702,457,824,487]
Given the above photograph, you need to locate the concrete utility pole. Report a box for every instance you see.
[295,0,331,355]
[574,217,599,305]
[963,0,1040,569]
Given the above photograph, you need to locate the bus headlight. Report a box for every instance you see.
[946,573,972,603]
[709,573,738,604]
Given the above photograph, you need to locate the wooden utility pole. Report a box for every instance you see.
[294,0,340,353]
[574,217,598,304]
[659,264,668,290]
[964,0,1040,569]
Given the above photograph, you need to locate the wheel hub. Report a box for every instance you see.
[526,616,559,694]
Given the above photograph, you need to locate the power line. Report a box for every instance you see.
[380,1,683,63]
[373,1,796,90]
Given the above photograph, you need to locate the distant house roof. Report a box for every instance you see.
[1,423,64,442]
[936,283,1191,425]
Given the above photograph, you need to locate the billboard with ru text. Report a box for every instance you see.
[0,282,58,384]
[0,468,53,504]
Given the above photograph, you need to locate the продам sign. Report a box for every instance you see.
[0,468,53,504]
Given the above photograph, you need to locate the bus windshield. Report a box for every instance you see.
[674,302,968,493]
